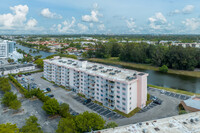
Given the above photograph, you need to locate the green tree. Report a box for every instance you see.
[1,92,17,107]
[104,122,118,129]
[7,58,14,63]
[75,111,106,132]
[0,78,11,92]
[10,100,21,110]
[159,65,168,73]
[56,118,77,133]
[59,103,70,118]
[0,123,20,133]
[34,59,44,68]
[42,98,60,115]
[20,115,43,133]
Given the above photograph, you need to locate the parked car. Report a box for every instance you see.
[46,88,51,92]
[28,73,31,75]
[48,94,54,98]
[83,99,91,105]
[18,75,22,77]
[153,99,162,105]
[160,90,165,94]
[42,89,48,93]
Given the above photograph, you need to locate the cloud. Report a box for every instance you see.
[82,3,102,22]
[26,18,38,29]
[169,5,194,15]
[78,23,88,32]
[182,18,200,30]
[53,17,76,33]
[126,18,136,31]
[148,12,167,30]
[182,5,194,14]
[0,5,29,29]
[41,8,62,19]
[89,23,93,28]
[98,24,105,31]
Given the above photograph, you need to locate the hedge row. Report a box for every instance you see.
[11,69,43,77]
[8,74,28,95]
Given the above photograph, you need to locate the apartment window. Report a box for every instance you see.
[122,88,126,91]
[130,97,131,100]
[122,98,126,101]
[117,86,120,89]
[97,76,99,78]
[97,97,99,99]
[101,90,103,92]
[122,108,126,111]
[101,94,103,97]
[97,89,99,91]
[117,91,120,94]
[117,95,120,98]
[117,105,120,108]
[101,99,103,101]
[122,102,126,105]
[123,93,126,96]
[117,82,120,84]
[97,84,99,86]
[129,107,131,110]
[97,92,99,95]
[130,87,131,90]
[130,102,131,105]
[122,83,126,86]
[117,100,120,103]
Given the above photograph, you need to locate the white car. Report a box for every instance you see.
[41,89,48,93]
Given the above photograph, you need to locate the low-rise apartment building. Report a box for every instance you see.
[43,56,148,114]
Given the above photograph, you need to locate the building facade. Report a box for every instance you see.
[43,56,148,114]
[0,40,16,58]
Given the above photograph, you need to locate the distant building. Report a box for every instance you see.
[172,42,200,48]
[0,64,35,76]
[0,40,16,58]
[181,96,200,112]
[43,57,148,114]
[9,49,23,62]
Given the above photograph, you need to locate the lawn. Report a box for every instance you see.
[113,107,141,118]
[88,57,200,78]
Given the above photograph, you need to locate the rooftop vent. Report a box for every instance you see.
[58,60,63,62]
[99,66,104,69]
[183,122,187,124]
[93,65,97,67]
[190,119,194,123]
[114,70,121,73]
[72,63,77,66]
[109,72,115,75]
[101,70,107,73]
[154,128,160,131]
[67,62,72,64]
[107,68,113,71]
[169,123,174,128]
[86,67,92,69]
[126,76,136,81]
[92,68,98,71]
[63,61,66,63]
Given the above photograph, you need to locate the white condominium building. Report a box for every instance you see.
[43,56,148,114]
[0,40,16,58]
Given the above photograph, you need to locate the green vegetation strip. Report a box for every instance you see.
[113,107,141,118]
[88,58,200,78]
[148,84,199,96]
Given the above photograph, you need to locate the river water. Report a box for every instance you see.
[16,44,55,58]
[16,44,200,93]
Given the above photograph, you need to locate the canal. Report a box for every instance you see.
[16,44,55,58]
[16,44,200,94]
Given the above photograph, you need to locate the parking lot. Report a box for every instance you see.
[148,87,191,100]
[73,96,125,120]
[0,82,59,133]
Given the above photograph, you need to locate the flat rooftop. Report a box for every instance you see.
[44,57,148,82]
[98,111,200,133]
[0,64,35,71]
[183,97,200,110]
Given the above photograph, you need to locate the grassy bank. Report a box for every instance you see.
[148,84,199,96]
[88,57,200,78]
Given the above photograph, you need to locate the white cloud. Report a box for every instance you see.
[182,18,200,30]
[41,8,62,19]
[98,24,105,31]
[54,17,76,33]
[78,23,88,32]
[148,12,167,30]
[82,3,102,22]
[182,5,194,14]
[126,18,136,31]
[0,5,29,29]
[170,5,194,15]
[26,18,37,28]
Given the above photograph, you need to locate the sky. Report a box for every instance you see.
[0,0,200,34]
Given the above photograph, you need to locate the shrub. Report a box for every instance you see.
[42,98,60,115]
[159,65,168,73]
[59,103,70,118]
